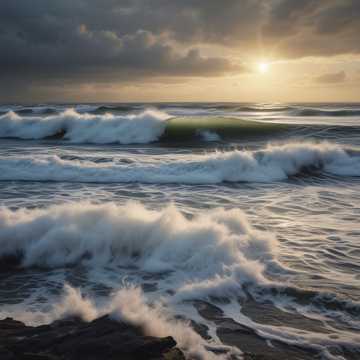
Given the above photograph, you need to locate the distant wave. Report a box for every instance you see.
[93,105,139,113]
[0,142,359,184]
[236,106,360,116]
[15,107,58,115]
[0,105,127,115]
[292,108,360,117]
[0,109,169,144]
[236,105,294,112]
[2,103,360,117]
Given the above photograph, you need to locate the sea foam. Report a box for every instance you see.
[0,109,169,144]
[0,142,359,184]
[0,202,276,297]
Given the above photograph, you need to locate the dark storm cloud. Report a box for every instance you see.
[0,14,238,75]
[314,71,346,84]
[264,0,360,58]
[262,0,321,37]
[1,0,360,100]
[0,0,247,88]
[0,26,237,78]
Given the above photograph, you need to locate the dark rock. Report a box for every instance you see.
[163,348,186,360]
[0,316,185,360]
[0,317,27,330]
[0,346,16,360]
[19,354,60,360]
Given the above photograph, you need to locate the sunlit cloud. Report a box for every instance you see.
[1,0,360,102]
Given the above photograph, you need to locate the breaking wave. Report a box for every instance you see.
[0,109,169,144]
[0,142,359,184]
[0,201,275,278]
[2,200,358,310]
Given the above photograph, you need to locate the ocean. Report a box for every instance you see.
[0,103,359,359]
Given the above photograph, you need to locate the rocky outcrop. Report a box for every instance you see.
[0,316,185,360]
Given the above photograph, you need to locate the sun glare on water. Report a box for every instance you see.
[258,62,269,74]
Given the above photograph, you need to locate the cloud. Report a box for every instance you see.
[262,0,321,38]
[1,0,360,100]
[263,0,360,58]
[314,71,346,84]
[0,1,245,82]
[0,26,238,78]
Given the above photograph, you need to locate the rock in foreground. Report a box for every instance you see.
[0,316,185,360]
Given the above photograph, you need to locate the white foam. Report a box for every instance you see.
[0,108,169,144]
[108,285,237,359]
[0,202,277,298]
[0,142,359,183]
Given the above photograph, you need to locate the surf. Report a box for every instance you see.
[0,141,359,184]
[1,201,359,359]
[0,108,290,144]
[0,109,169,144]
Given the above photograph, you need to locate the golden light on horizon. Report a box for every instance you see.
[258,62,270,74]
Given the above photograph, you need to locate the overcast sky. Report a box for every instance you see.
[1,0,360,102]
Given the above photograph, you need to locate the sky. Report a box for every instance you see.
[1,0,360,103]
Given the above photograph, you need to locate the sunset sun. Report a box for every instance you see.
[258,62,270,74]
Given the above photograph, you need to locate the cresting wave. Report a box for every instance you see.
[0,142,359,184]
[0,109,169,144]
[0,202,276,296]
[0,108,288,143]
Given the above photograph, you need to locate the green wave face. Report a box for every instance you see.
[161,116,289,141]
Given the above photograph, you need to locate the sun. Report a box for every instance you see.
[258,62,269,74]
